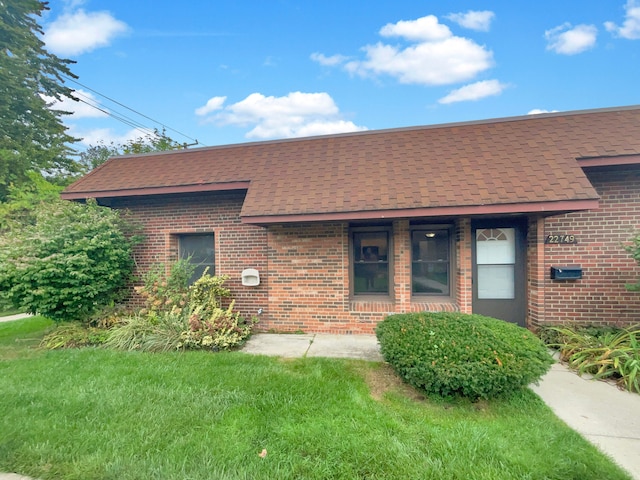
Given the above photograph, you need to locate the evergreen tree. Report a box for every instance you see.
[0,0,79,201]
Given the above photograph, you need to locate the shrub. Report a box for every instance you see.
[376,312,553,400]
[134,260,194,316]
[179,274,254,351]
[179,300,256,351]
[0,199,141,322]
[107,270,256,352]
[624,230,640,291]
[86,303,134,329]
[537,324,623,346]
[188,273,230,315]
[40,323,110,349]
[544,325,640,393]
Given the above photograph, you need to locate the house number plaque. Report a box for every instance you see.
[545,234,577,244]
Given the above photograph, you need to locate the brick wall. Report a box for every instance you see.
[265,220,463,333]
[113,192,268,322]
[542,167,640,326]
[527,216,545,327]
[109,167,640,331]
[115,192,466,333]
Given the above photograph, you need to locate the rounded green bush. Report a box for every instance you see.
[376,312,553,400]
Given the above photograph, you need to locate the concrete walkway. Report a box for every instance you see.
[242,332,384,361]
[2,332,638,479]
[0,313,31,323]
[530,362,640,479]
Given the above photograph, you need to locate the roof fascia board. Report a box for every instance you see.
[60,181,251,201]
[578,154,640,168]
[241,199,600,225]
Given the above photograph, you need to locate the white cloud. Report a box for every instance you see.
[545,23,597,55]
[446,11,495,32]
[605,0,640,39]
[45,9,129,56]
[42,90,108,119]
[195,96,227,116]
[69,126,148,147]
[197,92,367,139]
[438,80,507,104]
[323,15,493,86]
[379,15,452,41]
[346,37,493,86]
[310,52,349,67]
[528,109,559,115]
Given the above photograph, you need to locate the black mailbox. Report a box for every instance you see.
[550,265,582,280]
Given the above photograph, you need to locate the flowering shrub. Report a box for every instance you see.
[106,265,256,352]
[178,300,256,351]
[188,273,230,315]
[134,260,193,316]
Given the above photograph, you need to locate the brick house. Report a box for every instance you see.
[62,106,640,333]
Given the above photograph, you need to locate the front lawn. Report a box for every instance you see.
[0,318,631,480]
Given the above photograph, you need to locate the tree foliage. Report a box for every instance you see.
[0,0,79,201]
[0,171,62,233]
[624,232,640,291]
[0,199,141,321]
[76,129,185,176]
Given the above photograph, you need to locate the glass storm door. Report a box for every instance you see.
[472,220,526,326]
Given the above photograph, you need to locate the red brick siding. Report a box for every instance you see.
[542,168,640,326]
[527,216,545,328]
[455,218,473,314]
[265,220,462,333]
[115,193,472,333]
[113,192,268,322]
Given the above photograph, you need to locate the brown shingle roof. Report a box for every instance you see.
[62,105,640,223]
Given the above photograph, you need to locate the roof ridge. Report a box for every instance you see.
[106,104,640,159]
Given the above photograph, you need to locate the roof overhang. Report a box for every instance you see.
[578,153,640,168]
[61,181,251,201]
[241,198,599,225]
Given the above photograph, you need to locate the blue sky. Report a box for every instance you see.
[42,0,640,149]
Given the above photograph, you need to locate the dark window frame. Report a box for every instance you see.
[350,225,393,298]
[410,225,454,298]
[178,232,215,284]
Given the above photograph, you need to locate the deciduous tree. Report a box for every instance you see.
[75,129,184,176]
[0,199,141,321]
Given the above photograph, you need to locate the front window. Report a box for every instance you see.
[179,233,215,284]
[411,228,450,295]
[353,231,390,295]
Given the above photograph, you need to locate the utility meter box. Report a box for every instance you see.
[241,268,260,286]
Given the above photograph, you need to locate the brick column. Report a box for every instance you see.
[393,219,411,312]
[456,218,473,314]
[527,216,546,328]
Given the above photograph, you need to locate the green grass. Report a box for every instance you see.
[0,315,54,359]
[0,319,632,480]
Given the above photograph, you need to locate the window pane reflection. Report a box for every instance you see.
[353,231,389,294]
[411,229,450,295]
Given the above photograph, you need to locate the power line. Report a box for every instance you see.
[73,91,157,137]
[62,74,205,146]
